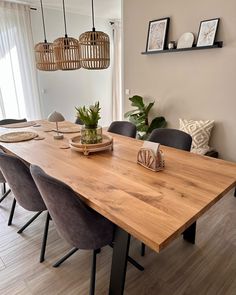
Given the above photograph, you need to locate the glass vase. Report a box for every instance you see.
[81,125,103,144]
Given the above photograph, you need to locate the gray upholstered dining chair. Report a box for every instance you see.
[140,128,192,257]
[148,128,192,151]
[0,118,27,203]
[0,151,50,263]
[108,121,137,138]
[75,117,84,125]
[30,165,114,295]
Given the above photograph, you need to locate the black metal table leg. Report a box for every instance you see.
[109,227,130,295]
[183,221,196,244]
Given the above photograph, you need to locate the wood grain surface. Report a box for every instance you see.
[0,120,236,252]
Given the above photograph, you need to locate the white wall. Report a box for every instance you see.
[124,0,236,161]
[31,8,112,126]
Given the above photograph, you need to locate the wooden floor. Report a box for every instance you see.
[1,188,236,295]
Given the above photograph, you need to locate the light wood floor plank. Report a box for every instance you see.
[1,190,236,294]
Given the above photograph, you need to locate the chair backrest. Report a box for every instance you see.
[0,152,46,211]
[0,118,27,125]
[148,128,192,151]
[0,119,27,182]
[108,121,137,138]
[30,165,114,250]
[75,117,84,125]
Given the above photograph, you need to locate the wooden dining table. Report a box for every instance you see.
[0,120,236,295]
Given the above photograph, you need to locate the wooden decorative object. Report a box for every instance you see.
[35,42,57,71]
[79,31,110,70]
[137,141,165,172]
[69,134,113,155]
[0,132,38,143]
[53,37,81,70]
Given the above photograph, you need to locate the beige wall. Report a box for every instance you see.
[123,0,236,161]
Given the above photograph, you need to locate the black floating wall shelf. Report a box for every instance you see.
[141,41,223,55]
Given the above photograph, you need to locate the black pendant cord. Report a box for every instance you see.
[62,0,68,38]
[40,0,47,43]
[91,0,95,31]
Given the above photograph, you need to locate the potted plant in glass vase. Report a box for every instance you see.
[75,102,102,144]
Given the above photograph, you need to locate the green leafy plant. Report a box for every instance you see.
[75,101,101,128]
[124,95,167,140]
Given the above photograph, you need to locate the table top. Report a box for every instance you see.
[1,120,236,252]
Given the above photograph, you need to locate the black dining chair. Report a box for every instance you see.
[31,165,144,295]
[0,151,50,263]
[0,118,27,203]
[75,117,84,125]
[108,121,137,138]
[148,128,192,151]
[140,128,192,257]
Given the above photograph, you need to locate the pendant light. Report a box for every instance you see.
[79,0,110,70]
[53,0,81,70]
[34,0,57,71]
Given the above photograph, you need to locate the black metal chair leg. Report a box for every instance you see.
[3,183,6,194]
[234,188,236,197]
[53,247,78,267]
[40,212,51,263]
[141,242,146,256]
[90,249,99,295]
[0,188,11,203]
[17,211,42,233]
[8,198,16,225]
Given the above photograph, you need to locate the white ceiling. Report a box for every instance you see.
[22,0,121,19]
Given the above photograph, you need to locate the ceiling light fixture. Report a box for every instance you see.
[53,0,81,70]
[34,0,57,71]
[79,0,110,70]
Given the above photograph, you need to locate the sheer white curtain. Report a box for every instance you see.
[110,20,122,121]
[0,1,41,120]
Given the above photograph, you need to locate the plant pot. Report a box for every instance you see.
[81,125,102,144]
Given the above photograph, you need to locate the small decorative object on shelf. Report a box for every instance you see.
[146,17,170,52]
[196,18,220,47]
[177,32,194,49]
[168,41,176,50]
[47,111,65,140]
[137,141,165,172]
[75,102,102,144]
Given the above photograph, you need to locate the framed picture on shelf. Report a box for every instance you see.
[146,17,170,52]
[196,18,220,47]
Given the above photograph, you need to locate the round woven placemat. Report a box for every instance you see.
[0,131,38,143]
[0,121,36,128]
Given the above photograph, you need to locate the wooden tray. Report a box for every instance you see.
[0,131,38,143]
[69,134,113,155]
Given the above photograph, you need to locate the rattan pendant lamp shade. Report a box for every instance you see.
[53,0,81,70]
[79,0,110,70]
[34,0,57,71]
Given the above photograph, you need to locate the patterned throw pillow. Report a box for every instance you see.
[179,119,214,154]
